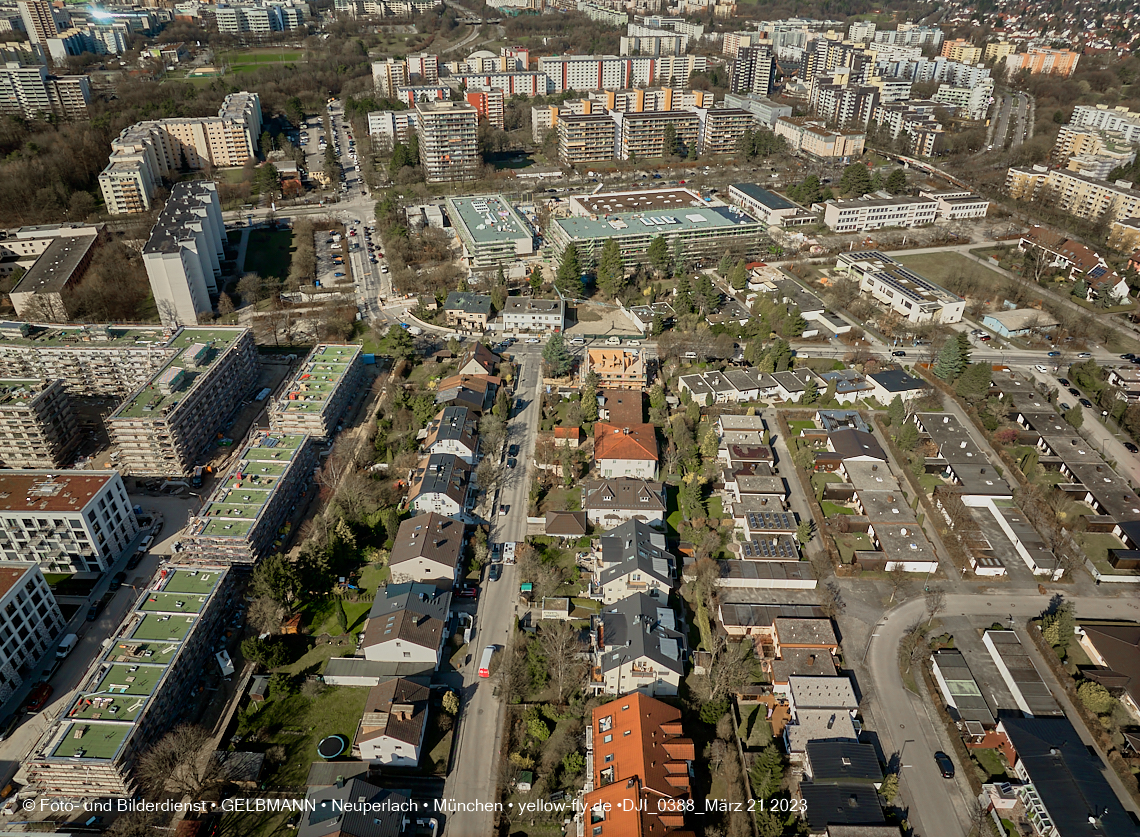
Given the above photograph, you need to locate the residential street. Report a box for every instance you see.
[443,344,543,834]
[861,590,1140,837]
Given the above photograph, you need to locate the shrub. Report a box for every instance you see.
[1077,681,1116,715]
[562,751,585,775]
[700,698,729,725]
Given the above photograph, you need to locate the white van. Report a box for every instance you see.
[56,634,78,659]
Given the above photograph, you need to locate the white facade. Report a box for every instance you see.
[596,455,656,480]
[371,58,408,96]
[0,563,64,704]
[143,181,225,327]
[919,189,991,220]
[1070,104,1140,144]
[933,81,993,120]
[0,471,138,573]
[836,250,965,325]
[821,194,938,232]
[502,297,565,334]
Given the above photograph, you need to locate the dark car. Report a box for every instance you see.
[1079,398,1094,408]
[1068,388,1080,397]
[1058,377,1070,387]
[507,458,517,470]
[86,598,106,621]
[934,751,955,779]
[456,584,478,599]
[508,444,520,457]
[1047,350,1061,357]
[0,712,21,740]
[1060,403,1072,412]
[126,552,142,570]
[1124,442,1139,454]
[108,571,126,591]
[488,564,502,582]
[892,350,906,357]
[25,682,53,713]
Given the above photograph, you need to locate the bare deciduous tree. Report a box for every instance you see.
[924,587,947,626]
[248,595,286,635]
[539,620,586,704]
[135,725,225,799]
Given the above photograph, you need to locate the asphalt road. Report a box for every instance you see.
[443,345,543,834]
[865,592,1140,837]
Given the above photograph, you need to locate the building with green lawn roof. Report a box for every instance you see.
[268,344,364,440]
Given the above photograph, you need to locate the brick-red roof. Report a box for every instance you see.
[594,422,658,462]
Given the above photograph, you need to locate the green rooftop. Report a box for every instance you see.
[51,722,130,761]
[161,568,226,596]
[105,640,178,667]
[139,591,209,614]
[65,663,163,722]
[108,327,247,420]
[554,203,761,243]
[189,434,307,542]
[274,344,360,415]
[0,322,172,349]
[447,195,532,245]
[131,612,197,642]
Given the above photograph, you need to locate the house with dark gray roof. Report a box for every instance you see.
[867,368,928,403]
[998,715,1140,837]
[930,649,996,727]
[388,513,465,586]
[299,778,412,837]
[593,592,685,696]
[354,677,430,767]
[421,405,479,463]
[799,782,887,833]
[804,741,883,786]
[583,477,667,528]
[362,582,451,669]
[408,453,471,517]
[595,519,675,604]
[827,428,887,463]
[443,292,492,332]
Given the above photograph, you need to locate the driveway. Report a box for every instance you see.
[443,345,543,834]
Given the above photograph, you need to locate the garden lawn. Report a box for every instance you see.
[1078,532,1139,577]
[972,748,1009,779]
[707,496,724,520]
[834,532,873,563]
[236,685,369,786]
[821,501,854,517]
[897,252,1007,291]
[788,420,816,435]
[245,228,294,281]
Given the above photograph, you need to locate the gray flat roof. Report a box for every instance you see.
[447,195,531,245]
[11,235,97,294]
[731,183,796,211]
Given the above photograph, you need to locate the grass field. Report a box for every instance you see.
[245,228,293,280]
[897,252,1007,292]
[221,50,303,66]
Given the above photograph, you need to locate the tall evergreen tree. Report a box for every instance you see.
[886,168,908,193]
[596,238,625,299]
[729,259,748,290]
[555,243,582,296]
[933,338,964,381]
[839,162,873,197]
[647,235,671,274]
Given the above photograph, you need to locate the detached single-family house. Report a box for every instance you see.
[299,780,412,837]
[456,342,498,375]
[354,677,430,766]
[388,513,465,586]
[772,369,824,402]
[1076,622,1140,721]
[408,453,471,517]
[595,519,675,604]
[594,422,659,479]
[593,593,685,697]
[583,477,667,528]
[867,368,929,403]
[553,426,582,448]
[444,292,493,332]
[421,405,479,463]
[362,582,451,669]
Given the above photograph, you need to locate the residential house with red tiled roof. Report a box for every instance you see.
[580,693,696,837]
[354,677,430,766]
[554,426,582,448]
[1020,225,1131,304]
[594,422,658,479]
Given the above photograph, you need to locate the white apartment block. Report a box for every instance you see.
[17,0,59,45]
[0,471,138,573]
[628,22,691,51]
[0,62,90,120]
[538,54,706,91]
[98,92,262,215]
[215,3,308,35]
[371,58,407,97]
[821,193,938,232]
[450,71,545,97]
[933,81,993,121]
[872,24,943,49]
[0,563,64,705]
[875,55,991,90]
[142,181,225,327]
[405,52,439,83]
[367,109,418,150]
[1070,104,1140,144]
[620,34,685,57]
[415,100,479,183]
[836,250,965,325]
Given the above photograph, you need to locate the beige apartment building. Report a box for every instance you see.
[695,107,752,156]
[98,92,262,215]
[618,109,700,160]
[0,379,79,469]
[1005,165,1140,223]
[774,116,865,159]
[106,327,259,476]
[939,38,981,64]
[1108,218,1140,253]
[558,111,617,166]
[984,41,1015,62]
[415,100,479,183]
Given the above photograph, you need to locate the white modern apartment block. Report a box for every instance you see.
[367,110,418,150]
[821,192,938,232]
[1070,104,1140,144]
[872,24,943,49]
[405,52,438,82]
[0,62,90,120]
[836,250,965,325]
[0,471,138,573]
[142,181,225,327]
[538,54,706,92]
[919,189,990,220]
[215,2,308,34]
[0,563,64,704]
[98,92,262,215]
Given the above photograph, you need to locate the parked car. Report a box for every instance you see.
[1058,378,1071,387]
[499,504,509,516]
[934,751,955,778]
[489,565,502,582]
[1079,398,1094,408]
[0,711,20,740]
[25,682,52,713]
[979,335,991,341]
[456,584,478,599]
[1068,388,1080,396]
[1124,442,1139,453]
[507,458,517,469]
[508,444,520,457]
[1034,365,1049,373]
[108,571,127,591]
[891,350,906,357]
[1059,403,1072,411]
